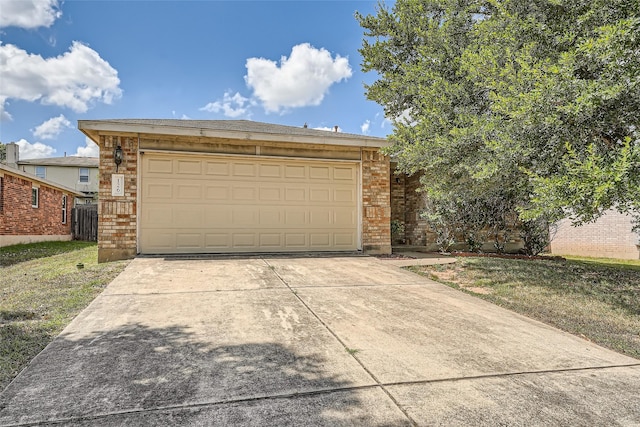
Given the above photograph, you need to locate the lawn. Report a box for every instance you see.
[409,256,640,360]
[0,241,130,391]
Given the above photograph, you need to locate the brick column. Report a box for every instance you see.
[361,149,391,254]
[98,135,138,262]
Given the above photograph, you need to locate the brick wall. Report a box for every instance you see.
[0,173,73,237]
[98,135,138,262]
[551,210,640,259]
[390,167,405,244]
[361,149,391,254]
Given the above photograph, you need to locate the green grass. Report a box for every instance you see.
[0,241,130,391]
[409,256,640,360]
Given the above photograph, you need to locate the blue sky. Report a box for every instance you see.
[0,0,391,159]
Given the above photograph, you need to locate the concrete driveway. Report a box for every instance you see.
[1,255,638,426]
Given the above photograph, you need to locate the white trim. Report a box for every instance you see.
[138,148,361,163]
[79,121,389,148]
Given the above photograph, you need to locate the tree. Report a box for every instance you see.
[357,0,640,232]
[0,143,5,163]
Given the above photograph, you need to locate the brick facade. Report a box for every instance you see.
[551,210,640,259]
[390,168,524,252]
[98,135,138,262]
[94,129,392,261]
[0,170,75,246]
[361,149,391,254]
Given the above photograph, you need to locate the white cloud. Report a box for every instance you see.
[200,91,253,118]
[75,137,99,157]
[15,139,56,159]
[0,0,61,29]
[0,41,122,117]
[245,43,352,113]
[0,97,11,121]
[32,114,72,140]
[313,126,342,133]
[361,120,371,135]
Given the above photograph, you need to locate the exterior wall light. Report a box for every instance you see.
[114,145,123,172]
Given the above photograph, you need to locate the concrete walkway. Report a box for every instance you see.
[1,255,638,426]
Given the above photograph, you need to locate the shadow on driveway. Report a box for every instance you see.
[0,322,407,426]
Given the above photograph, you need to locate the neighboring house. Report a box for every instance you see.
[78,119,391,262]
[0,163,83,247]
[16,153,99,204]
[550,210,640,260]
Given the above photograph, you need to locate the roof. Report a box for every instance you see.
[17,156,99,168]
[78,119,389,148]
[0,164,84,197]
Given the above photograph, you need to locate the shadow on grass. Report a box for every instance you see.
[0,322,57,391]
[0,323,397,426]
[0,241,96,268]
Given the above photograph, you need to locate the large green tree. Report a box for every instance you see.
[357,0,640,229]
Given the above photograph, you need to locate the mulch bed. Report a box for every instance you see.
[375,254,416,260]
[450,252,565,261]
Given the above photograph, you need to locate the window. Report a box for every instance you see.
[32,187,39,208]
[0,177,3,212]
[35,166,46,179]
[62,195,67,224]
[79,168,89,183]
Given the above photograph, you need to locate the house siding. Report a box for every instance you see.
[551,211,640,260]
[0,173,74,246]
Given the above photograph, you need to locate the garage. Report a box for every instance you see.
[78,119,391,262]
[140,153,359,253]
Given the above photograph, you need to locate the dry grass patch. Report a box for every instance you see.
[0,242,130,391]
[409,256,640,359]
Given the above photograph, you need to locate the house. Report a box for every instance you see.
[10,144,99,204]
[0,163,83,247]
[390,168,524,252]
[391,167,639,259]
[78,119,391,262]
[550,210,640,260]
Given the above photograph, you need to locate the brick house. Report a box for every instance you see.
[550,211,640,260]
[78,119,391,262]
[391,168,639,259]
[0,164,82,247]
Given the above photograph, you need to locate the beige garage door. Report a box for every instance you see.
[140,153,359,254]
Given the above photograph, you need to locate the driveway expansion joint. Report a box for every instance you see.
[260,257,419,426]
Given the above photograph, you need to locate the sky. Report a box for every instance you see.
[0,0,392,160]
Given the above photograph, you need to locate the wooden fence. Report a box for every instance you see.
[72,204,98,241]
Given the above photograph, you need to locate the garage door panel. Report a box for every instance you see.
[232,234,256,247]
[176,184,202,199]
[205,186,229,200]
[232,163,256,177]
[147,158,173,174]
[259,233,282,247]
[145,207,173,225]
[334,233,355,247]
[205,161,229,176]
[334,166,355,181]
[141,155,358,254]
[285,187,306,202]
[259,187,281,201]
[176,233,202,249]
[259,164,282,178]
[205,233,229,249]
[177,159,202,175]
[309,166,330,179]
